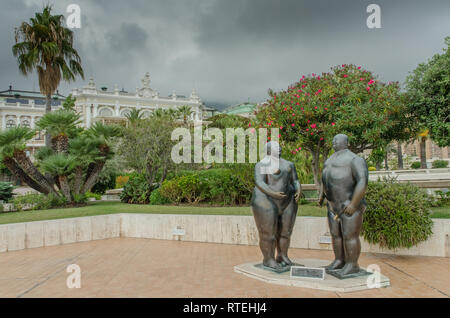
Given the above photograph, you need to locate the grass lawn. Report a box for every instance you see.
[0,201,448,225]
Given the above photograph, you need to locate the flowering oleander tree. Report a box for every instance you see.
[255,64,411,186]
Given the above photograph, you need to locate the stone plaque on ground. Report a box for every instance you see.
[290,266,325,280]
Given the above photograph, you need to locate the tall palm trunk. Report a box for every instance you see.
[13,150,57,195]
[73,165,84,195]
[80,160,105,194]
[45,93,52,148]
[58,175,72,201]
[53,134,69,153]
[397,142,404,170]
[420,137,427,169]
[2,157,49,194]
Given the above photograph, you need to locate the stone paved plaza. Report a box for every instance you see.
[0,238,448,298]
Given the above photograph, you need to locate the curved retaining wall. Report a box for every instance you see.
[0,214,448,257]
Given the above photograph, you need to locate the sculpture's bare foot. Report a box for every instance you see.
[276,255,293,266]
[263,258,282,270]
[325,259,344,271]
[339,263,360,276]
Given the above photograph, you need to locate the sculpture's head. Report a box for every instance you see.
[332,134,349,151]
[265,141,282,158]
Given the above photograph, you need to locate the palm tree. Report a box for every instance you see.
[41,154,77,201]
[69,135,100,196]
[177,105,194,125]
[80,123,122,193]
[125,108,143,127]
[0,127,56,195]
[12,5,84,148]
[36,109,82,153]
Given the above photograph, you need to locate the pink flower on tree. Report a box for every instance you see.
[331,122,336,126]
[311,124,317,129]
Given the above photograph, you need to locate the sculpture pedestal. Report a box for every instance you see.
[234,259,390,293]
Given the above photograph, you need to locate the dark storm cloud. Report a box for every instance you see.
[106,23,149,51]
[0,0,449,107]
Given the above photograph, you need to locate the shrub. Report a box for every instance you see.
[432,190,450,207]
[150,187,172,205]
[368,166,376,171]
[115,175,130,188]
[160,178,183,203]
[12,193,67,211]
[432,160,449,169]
[85,191,102,200]
[91,171,116,194]
[0,182,14,202]
[362,179,433,249]
[120,173,152,204]
[410,161,421,169]
[160,169,252,205]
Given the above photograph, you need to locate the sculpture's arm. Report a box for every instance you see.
[254,163,287,200]
[290,162,302,202]
[344,156,369,215]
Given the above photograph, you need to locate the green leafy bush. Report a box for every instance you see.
[92,171,117,194]
[120,173,152,204]
[0,181,14,202]
[160,169,252,205]
[432,160,449,169]
[85,191,102,200]
[12,193,67,211]
[432,190,450,207]
[410,161,421,169]
[149,187,172,205]
[362,179,433,249]
[159,178,183,203]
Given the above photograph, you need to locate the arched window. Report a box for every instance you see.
[120,109,131,117]
[20,119,30,128]
[6,119,16,129]
[141,110,152,118]
[98,107,113,117]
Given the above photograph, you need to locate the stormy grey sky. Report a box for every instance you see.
[0,0,449,108]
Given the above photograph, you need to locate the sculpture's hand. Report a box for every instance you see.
[343,203,357,216]
[294,191,301,203]
[271,191,287,200]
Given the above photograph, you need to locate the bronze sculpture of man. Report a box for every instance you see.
[251,141,301,272]
[319,134,369,278]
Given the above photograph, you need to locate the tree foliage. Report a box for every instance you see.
[255,64,411,184]
[405,37,450,147]
[0,109,121,204]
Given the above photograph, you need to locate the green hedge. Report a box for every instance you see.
[0,182,14,202]
[160,169,251,205]
[362,179,434,249]
[432,160,449,168]
[120,173,152,204]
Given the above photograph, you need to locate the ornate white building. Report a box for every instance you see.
[0,86,65,152]
[72,72,207,127]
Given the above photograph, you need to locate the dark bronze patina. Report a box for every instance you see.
[319,134,369,278]
[251,141,301,272]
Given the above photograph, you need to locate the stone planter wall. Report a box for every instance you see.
[0,214,448,257]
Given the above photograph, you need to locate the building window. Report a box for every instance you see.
[98,108,113,117]
[35,130,44,141]
[6,119,16,129]
[20,120,30,128]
